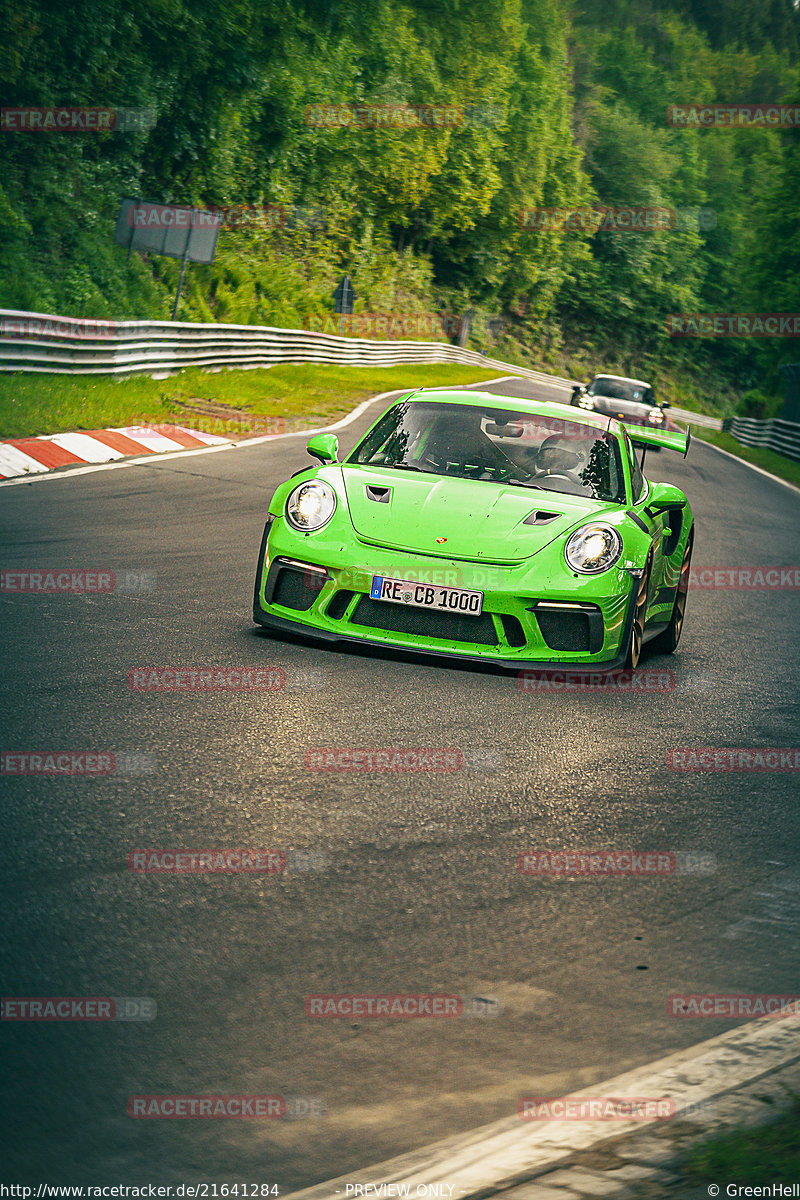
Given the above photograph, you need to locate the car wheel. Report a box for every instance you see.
[650,532,693,655]
[624,555,652,670]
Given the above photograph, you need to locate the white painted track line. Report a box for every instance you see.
[0,386,433,487]
[2,377,797,495]
[698,434,800,495]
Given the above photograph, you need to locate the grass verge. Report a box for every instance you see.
[685,1098,800,1184]
[692,427,800,489]
[0,363,514,439]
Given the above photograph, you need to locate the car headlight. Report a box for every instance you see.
[285,481,337,532]
[565,523,623,574]
[578,396,594,410]
[647,408,664,424]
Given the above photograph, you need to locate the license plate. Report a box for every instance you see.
[370,575,483,615]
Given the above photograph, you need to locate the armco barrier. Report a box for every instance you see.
[0,309,568,384]
[724,415,800,463]
[0,308,719,430]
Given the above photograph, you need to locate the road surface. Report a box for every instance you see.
[2,375,799,1188]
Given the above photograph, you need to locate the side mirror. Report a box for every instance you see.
[645,481,686,515]
[306,433,339,465]
[660,401,671,410]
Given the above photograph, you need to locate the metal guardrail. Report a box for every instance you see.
[0,307,721,431]
[0,308,571,387]
[666,408,721,430]
[724,415,800,463]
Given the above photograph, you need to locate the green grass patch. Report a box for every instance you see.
[0,363,513,439]
[692,427,800,489]
[685,1099,800,1184]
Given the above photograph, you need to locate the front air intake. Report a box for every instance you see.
[499,614,527,647]
[266,560,327,612]
[350,597,499,646]
[326,590,355,620]
[531,602,604,654]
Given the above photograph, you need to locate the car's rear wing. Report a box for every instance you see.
[625,422,691,457]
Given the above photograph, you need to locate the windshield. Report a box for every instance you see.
[588,376,652,403]
[349,400,627,502]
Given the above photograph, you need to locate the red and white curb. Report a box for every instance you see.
[0,379,531,487]
[284,1019,800,1200]
[0,424,230,479]
[1,381,796,497]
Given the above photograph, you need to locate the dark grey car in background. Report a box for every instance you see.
[571,373,672,430]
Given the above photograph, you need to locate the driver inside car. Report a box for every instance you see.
[530,434,592,491]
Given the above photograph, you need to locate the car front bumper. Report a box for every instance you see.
[253,522,645,673]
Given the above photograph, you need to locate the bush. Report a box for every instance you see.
[738,389,783,420]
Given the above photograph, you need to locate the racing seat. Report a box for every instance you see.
[416,414,508,476]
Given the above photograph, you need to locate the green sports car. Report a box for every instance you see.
[253,389,693,671]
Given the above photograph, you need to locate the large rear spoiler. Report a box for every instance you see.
[624,421,691,457]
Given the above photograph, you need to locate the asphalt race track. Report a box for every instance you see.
[2,376,799,1189]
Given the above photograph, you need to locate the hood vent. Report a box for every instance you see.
[365,485,391,503]
[523,510,560,526]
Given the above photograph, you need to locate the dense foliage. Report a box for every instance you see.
[1,0,798,408]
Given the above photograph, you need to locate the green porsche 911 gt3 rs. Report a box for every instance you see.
[253,389,694,671]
